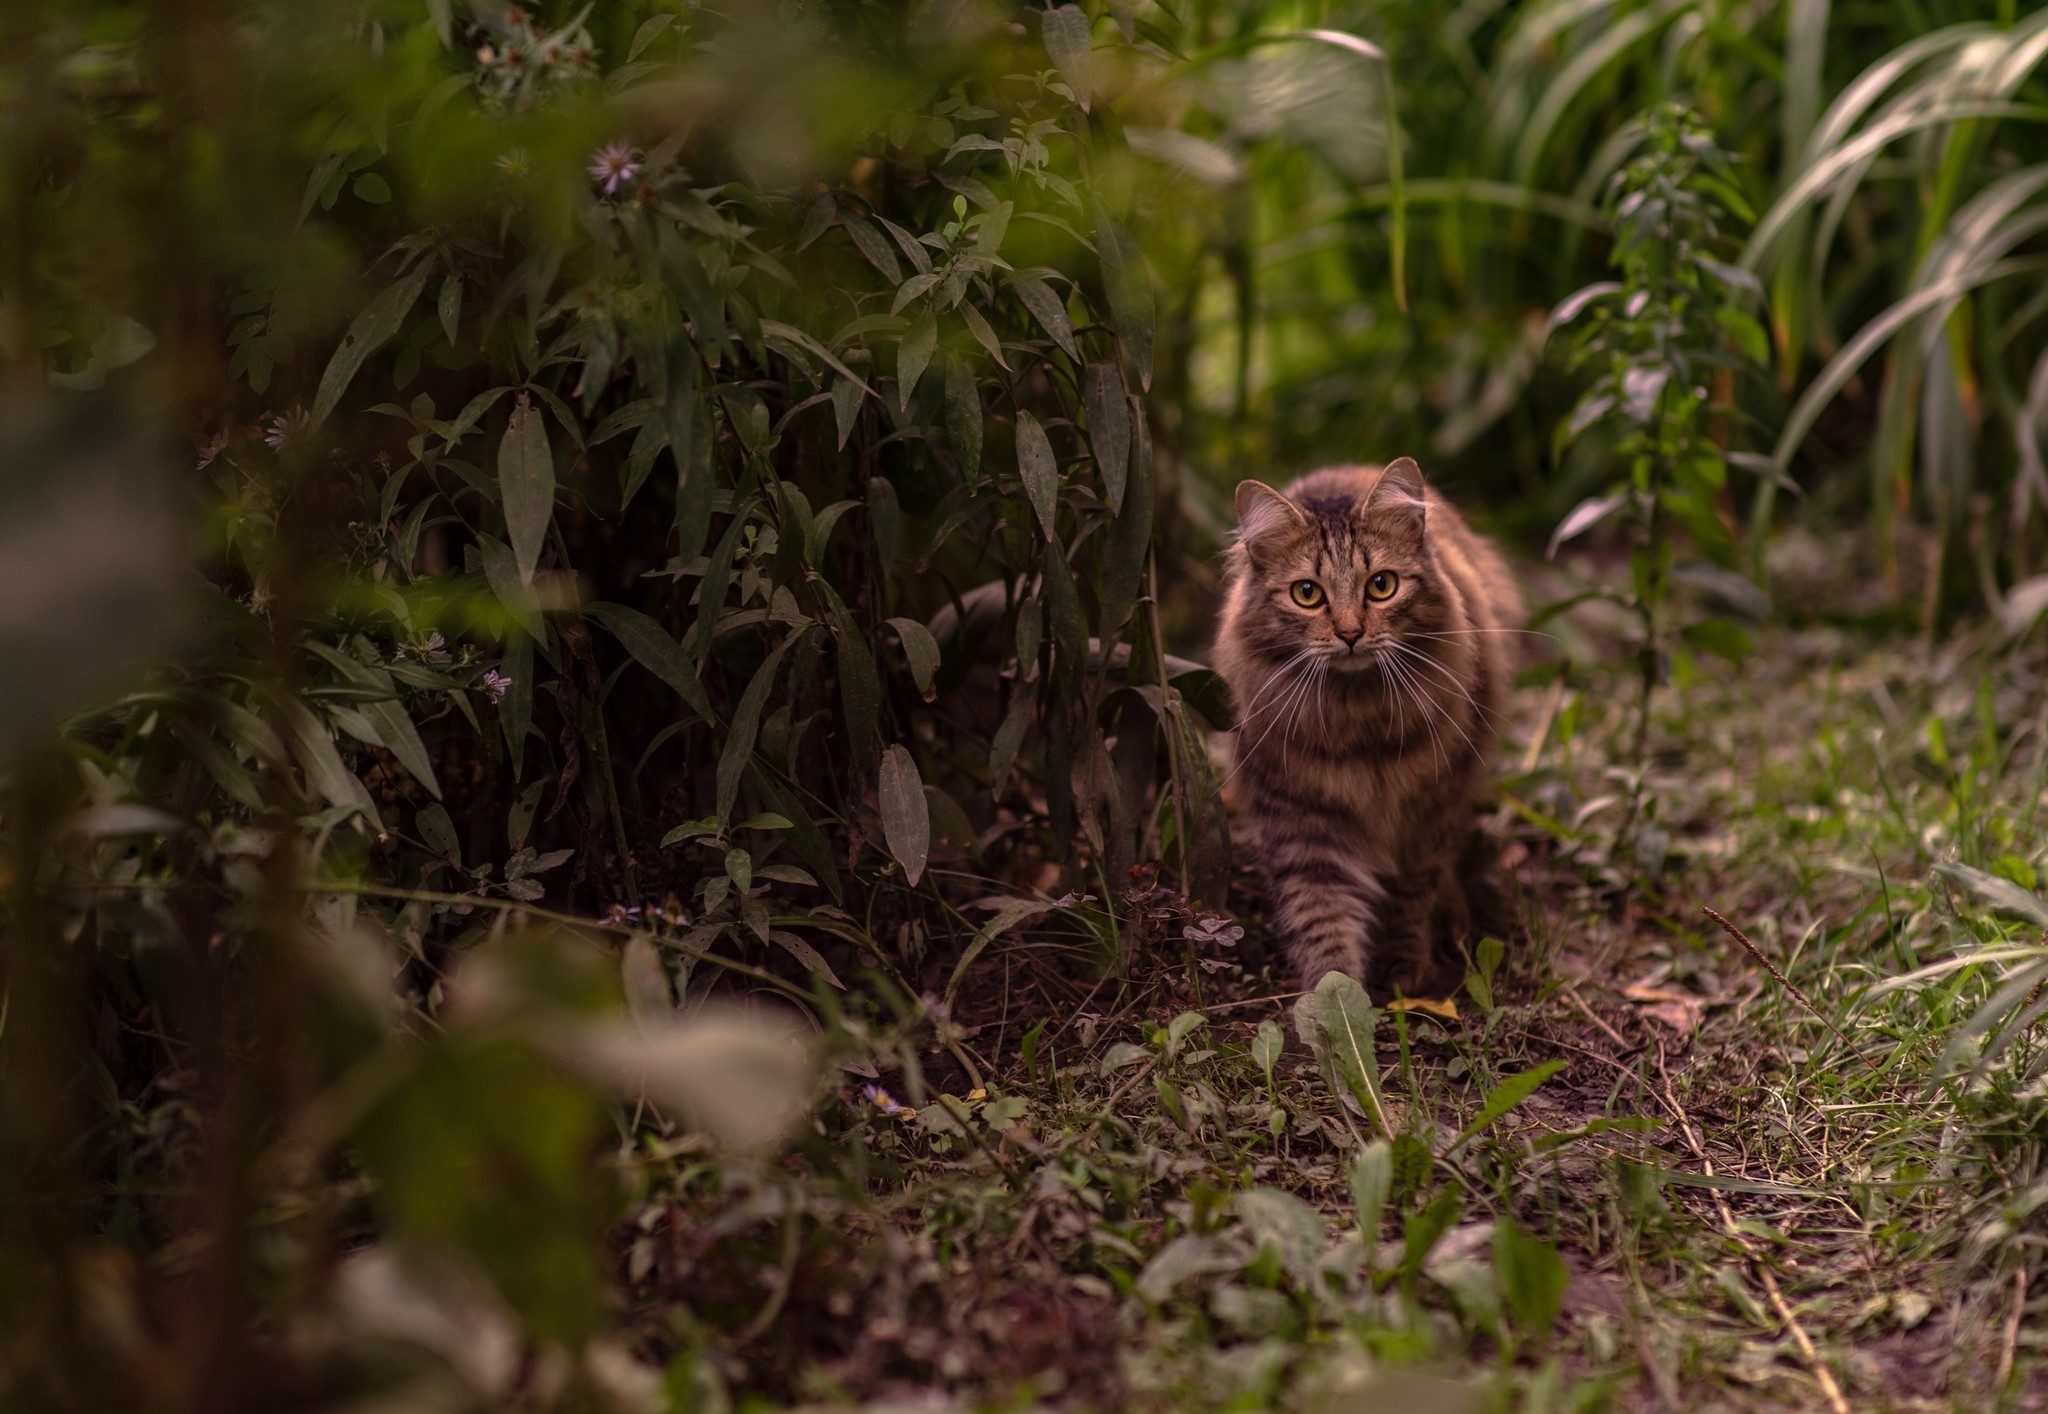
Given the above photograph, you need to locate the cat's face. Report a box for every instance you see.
[1231,460,1448,676]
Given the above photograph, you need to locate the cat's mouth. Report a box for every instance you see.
[1322,644,1383,673]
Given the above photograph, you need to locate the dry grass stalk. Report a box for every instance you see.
[1701,904,1881,1073]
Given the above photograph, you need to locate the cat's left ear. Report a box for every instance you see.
[1376,457,1426,504]
[1368,457,1428,527]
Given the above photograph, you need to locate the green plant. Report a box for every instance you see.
[1548,103,1770,858]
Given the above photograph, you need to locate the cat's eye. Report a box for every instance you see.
[1288,579,1325,609]
[1366,570,1399,601]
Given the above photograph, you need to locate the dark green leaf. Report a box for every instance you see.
[1094,204,1154,390]
[1016,410,1059,538]
[716,631,804,826]
[1042,5,1094,107]
[898,311,937,411]
[1452,1060,1566,1149]
[1083,363,1130,511]
[584,602,715,725]
[878,744,930,887]
[886,616,942,701]
[310,266,431,427]
[1009,274,1079,361]
[499,394,555,586]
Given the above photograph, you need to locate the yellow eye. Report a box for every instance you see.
[1366,570,1399,601]
[1288,579,1325,608]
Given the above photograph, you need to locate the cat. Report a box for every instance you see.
[1212,458,1524,998]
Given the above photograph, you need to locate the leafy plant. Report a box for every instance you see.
[1548,103,1770,857]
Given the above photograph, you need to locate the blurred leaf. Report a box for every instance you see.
[0,394,185,752]
[1935,862,2048,927]
[1041,6,1093,108]
[1234,1188,1325,1288]
[562,1006,815,1154]
[1547,493,1626,559]
[1494,1217,1569,1341]
[1094,205,1154,390]
[353,1038,609,1345]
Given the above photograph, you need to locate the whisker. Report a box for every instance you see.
[1383,643,1484,761]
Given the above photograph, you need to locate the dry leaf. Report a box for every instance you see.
[1387,995,1461,1022]
[1621,981,1703,1034]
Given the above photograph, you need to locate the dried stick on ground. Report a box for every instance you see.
[1656,1048,1853,1414]
[1701,905,1880,1072]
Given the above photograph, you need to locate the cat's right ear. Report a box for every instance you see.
[1235,480,1306,560]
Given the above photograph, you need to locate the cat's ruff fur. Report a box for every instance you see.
[1213,459,1524,997]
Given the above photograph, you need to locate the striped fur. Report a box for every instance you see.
[1213,459,1524,997]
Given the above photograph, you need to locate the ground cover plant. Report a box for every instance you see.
[7,0,2048,1410]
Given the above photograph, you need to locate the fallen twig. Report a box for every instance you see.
[1701,905,1881,1072]
[1656,1048,1852,1414]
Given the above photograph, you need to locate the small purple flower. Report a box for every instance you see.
[195,428,229,470]
[480,669,512,703]
[588,140,640,197]
[862,1084,915,1118]
[263,407,310,452]
[421,632,450,664]
[495,147,530,178]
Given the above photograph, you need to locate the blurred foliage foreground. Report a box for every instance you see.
[7,0,2048,1410]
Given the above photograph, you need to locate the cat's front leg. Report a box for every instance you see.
[1263,849,1387,988]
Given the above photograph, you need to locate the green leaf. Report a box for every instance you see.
[1008,274,1079,361]
[1165,1011,1206,1057]
[352,172,392,204]
[499,394,554,586]
[1679,615,1755,664]
[945,895,1057,1005]
[1349,1139,1392,1250]
[1041,5,1094,107]
[944,359,983,480]
[1234,1188,1325,1288]
[1097,394,1152,635]
[1082,362,1130,511]
[417,802,461,863]
[628,12,675,60]
[274,693,381,829]
[820,583,879,766]
[436,273,463,348]
[1451,1060,1566,1150]
[1494,1217,1569,1340]
[361,695,442,800]
[878,744,930,887]
[1314,971,1392,1136]
[310,265,430,428]
[885,616,942,701]
[716,631,803,826]
[1251,1019,1282,1088]
[1094,204,1154,390]
[1016,411,1059,539]
[584,602,715,726]
[897,311,937,411]
[1935,862,2048,927]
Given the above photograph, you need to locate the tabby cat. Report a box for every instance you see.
[1213,458,1524,997]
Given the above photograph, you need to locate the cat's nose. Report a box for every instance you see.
[1334,626,1364,647]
